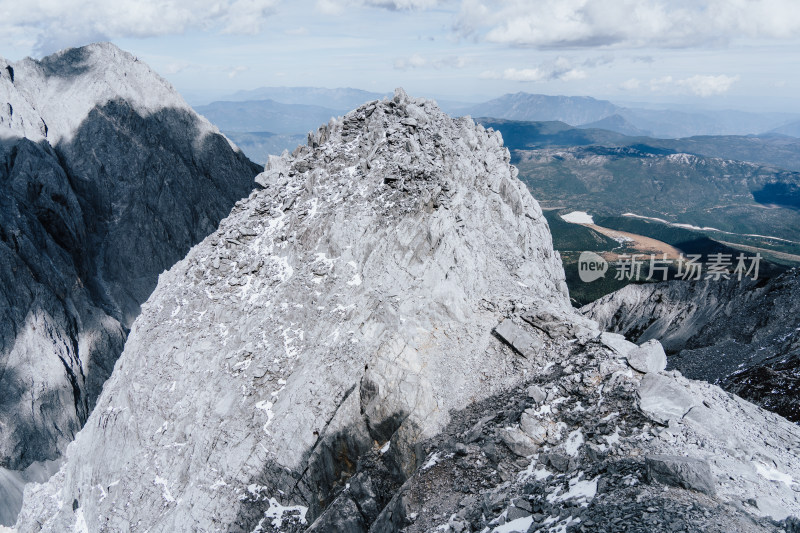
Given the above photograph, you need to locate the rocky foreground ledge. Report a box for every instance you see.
[15,90,800,533]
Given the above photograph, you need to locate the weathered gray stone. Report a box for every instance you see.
[637,373,698,424]
[582,271,800,423]
[0,43,259,517]
[519,410,548,444]
[499,427,538,457]
[646,454,716,495]
[526,385,546,404]
[599,331,636,356]
[494,319,543,358]
[754,496,792,521]
[16,88,571,532]
[627,339,667,374]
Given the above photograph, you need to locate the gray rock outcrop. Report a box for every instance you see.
[0,43,260,524]
[627,339,667,374]
[582,270,800,422]
[646,454,716,495]
[16,88,572,531]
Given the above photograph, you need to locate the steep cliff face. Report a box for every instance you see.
[0,43,260,522]
[16,90,800,533]
[582,271,800,422]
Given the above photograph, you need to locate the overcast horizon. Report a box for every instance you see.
[2,1,800,112]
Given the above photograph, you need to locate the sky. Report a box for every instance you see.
[1,0,800,111]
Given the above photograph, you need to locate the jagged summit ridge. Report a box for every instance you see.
[16,88,576,531]
[1,42,223,145]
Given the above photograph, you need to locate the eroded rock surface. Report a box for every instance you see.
[17,88,573,531]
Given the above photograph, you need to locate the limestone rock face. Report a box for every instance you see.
[0,42,260,522]
[17,88,572,531]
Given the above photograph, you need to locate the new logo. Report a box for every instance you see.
[578,251,608,282]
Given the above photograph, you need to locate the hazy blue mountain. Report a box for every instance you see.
[617,107,796,138]
[222,131,306,164]
[770,120,800,137]
[479,118,800,172]
[221,86,388,110]
[579,114,653,136]
[464,92,621,125]
[463,92,798,138]
[194,99,341,135]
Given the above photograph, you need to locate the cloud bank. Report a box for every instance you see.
[457,0,800,49]
[0,0,279,55]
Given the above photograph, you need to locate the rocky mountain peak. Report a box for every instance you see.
[15,88,580,531]
[1,42,220,145]
[14,88,800,533]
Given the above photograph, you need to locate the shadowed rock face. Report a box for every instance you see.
[0,43,260,524]
[582,270,800,422]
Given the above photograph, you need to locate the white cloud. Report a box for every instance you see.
[227,66,249,78]
[315,0,440,14]
[0,0,279,55]
[649,74,740,96]
[393,54,469,69]
[457,0,800,49]
[620,78,642,90]
[482,56,593,82]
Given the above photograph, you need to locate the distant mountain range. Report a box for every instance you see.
[193,88,800,164]
[478,118,800,172]
[462,93,620,125]
[771,119,800,137]
[220,86,389,110]
[463,92,800,138]
[194,99,341,135]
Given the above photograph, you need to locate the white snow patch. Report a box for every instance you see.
[604,428,621,446]
[264,498,308,528]
[72,508,88,533]
[560,211,594,224]
[753,461,797,487]
[347,273,363,286]
[270,255,294,283]
[547,475,598,506]
[564,430,584,457]
[153,476,176,504]
[256,400,275,429]
[492,515,533,532]
[422,452,441,471]
[380,441,391,454]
